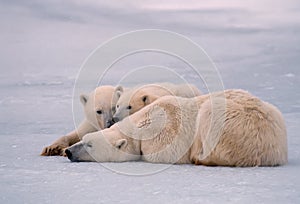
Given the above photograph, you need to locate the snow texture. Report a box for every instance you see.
[0,0,300,203]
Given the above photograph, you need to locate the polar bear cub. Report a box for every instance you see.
[113,83,201,122]
[65,89,287,167]
[41,85,120,156]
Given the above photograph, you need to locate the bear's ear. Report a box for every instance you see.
[142,95,158,105]
[115,85,124,99]
[115,139,127,149]
[80,94,89,105]
[115,85,124,93]
[116,91,122,99]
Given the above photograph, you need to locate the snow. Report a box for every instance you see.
[1,0,300,203]
[285,73,295,78]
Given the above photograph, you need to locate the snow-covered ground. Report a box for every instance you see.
[1,0,300,203]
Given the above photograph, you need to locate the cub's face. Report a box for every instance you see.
[80,86,118,129]
[113,88,156,122]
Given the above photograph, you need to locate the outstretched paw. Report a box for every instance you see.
[41,144,68,156]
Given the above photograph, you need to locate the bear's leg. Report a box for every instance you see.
[40,131,80,156]
[190,98,225,166]
[41,120,97,156]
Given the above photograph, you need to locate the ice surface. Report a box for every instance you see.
[0,0,300,203]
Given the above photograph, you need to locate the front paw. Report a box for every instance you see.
[40,143,68,156]
[61,147,68,157]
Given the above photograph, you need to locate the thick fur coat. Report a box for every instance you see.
[66,89,287,167]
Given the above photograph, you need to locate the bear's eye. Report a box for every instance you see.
[96,110,102,114]
[116,105,119,108]
[127,105,132,110]
[86,143,92,148]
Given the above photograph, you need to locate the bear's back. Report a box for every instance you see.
[195,89,287,166]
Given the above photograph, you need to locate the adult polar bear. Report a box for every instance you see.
[113,83,201,122]
[65,89,288,167]
[41,85,120,156]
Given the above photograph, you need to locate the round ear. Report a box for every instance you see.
[115,85,124,93]
[142,95,148,103]
[115,139,127,149]
[115,85,124,99]
[116,91,122,99]
[142,95,158,105]
[80,94,89,105]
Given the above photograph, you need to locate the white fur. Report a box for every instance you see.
[67,89,287,167]
[41,85,119,156]
[113,83,201,121]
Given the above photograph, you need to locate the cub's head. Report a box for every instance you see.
[80,85,120,129]
[65,128,140,162]
[113,85,158,122]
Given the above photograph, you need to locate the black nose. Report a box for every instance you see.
[65,149,72,160]
[107,120,115,128]
[112,117,119,122]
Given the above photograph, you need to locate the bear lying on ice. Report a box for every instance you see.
[113,83,201,122]
[65,89,287,167]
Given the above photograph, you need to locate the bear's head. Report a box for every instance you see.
[80,85,119,130]
[112,85,159,122]
[65,127,141,162]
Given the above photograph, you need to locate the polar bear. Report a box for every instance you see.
[41,85,121,156]
[65,89,287,167]
[112,83,201,122]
